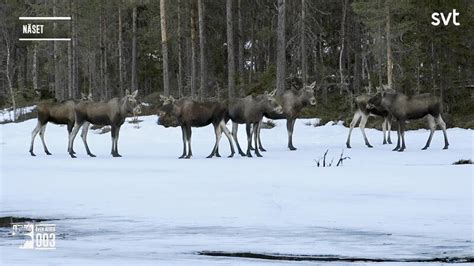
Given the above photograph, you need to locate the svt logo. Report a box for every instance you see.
[431,9,460,26]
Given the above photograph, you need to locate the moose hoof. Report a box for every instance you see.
[289,147,297,151]
[228,153,235,158]
[69,153,77,158]
[185,155,192,159]
[30,151,36,156]
[398,149,405,152]
[206,154,213,158]
[216,153,221,158]
[246,152,252,158]
[259,147,267,152]
[45,151,52,155]
[388,140,393,144]
[346,143,351,149]
[256,153,263,157]
[71,150,76,155]
[366,144,373,148]
[239,152,246,157]
[392,147,399,151]
[249,146,255,151]
[88,153,97,157]
[443,146,449,150]
[421,146,428,150]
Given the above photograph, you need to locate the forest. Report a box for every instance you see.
[0,0,473,127]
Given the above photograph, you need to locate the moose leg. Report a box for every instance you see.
[232,122,246,156]
[80,122,95,157]
[114,126,122,157]
[346,111,361,148]
[359,114,372,148]
[185,126,193,159]
[253,122,263,157]
[382,118,387,144]
[398,120,406,152]
[207,124,222,158]
[393,121,401,151]
[422,115,436,150]
[387,116,392,144]
[220,121,235,157]
[29,121,42,156]
[257,120,266,152]
[38,124,52,155]
[67,123,77,154]
[68,122,83,158]
[436,115,449,149]
[110,126,118,156]
[287,118,297,150]
[179,126,187,159]
[245,123,253,157]
[249,124,255,151]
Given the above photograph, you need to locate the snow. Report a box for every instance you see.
[0,115,472,265]
[0,105,36,123]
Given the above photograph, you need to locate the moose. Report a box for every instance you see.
[67,90,141,158]
[228,91,283,157]
[29,93,93,156]
[157,96,235,159]
[367,91,449,152]
[254,82,317,151]
[346,94,392,149]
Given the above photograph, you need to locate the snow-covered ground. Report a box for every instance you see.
[0,115,472,265]
[0,105,36,123]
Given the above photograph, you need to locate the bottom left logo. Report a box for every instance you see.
[12,223,56,250]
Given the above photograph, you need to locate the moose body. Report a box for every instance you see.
[67,90,140,158]
[29,94,92,156]
[158,97,235,159]
[228,92,283,157]
[255,82,317,151]
[367,92,449,152]
[346,94,392,148]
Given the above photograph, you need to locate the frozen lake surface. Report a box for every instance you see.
[1,115,472,265]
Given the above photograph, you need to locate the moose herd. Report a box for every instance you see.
[29,83,449,159]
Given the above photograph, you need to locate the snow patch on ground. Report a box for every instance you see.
[0,115,472,264]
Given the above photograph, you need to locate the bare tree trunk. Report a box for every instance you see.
[237,0,243,82]
[377,0,383,88]
[177,0,184,97]
[385,1,393,90]
[68,38,72,98]
[118,0,124,95]
[339,0,347,93]
[190,0,197,98]
[198,0,206,99]
[226,0,235,99]
[53,0,61,100]
[300,0,307,85]
[276,0,286,95]
[160,0,170,96]
[32,44,38,93]
[3,29,16,120]
[131,6,138,92]
[71,0,78,99]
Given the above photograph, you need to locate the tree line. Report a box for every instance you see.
[0,0,472,121]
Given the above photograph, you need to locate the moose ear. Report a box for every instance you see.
[131,90,138,98]
[125,89,130,96]
[169,95,176,103]
[269,89,277,97]
[309,81,317,89]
